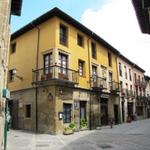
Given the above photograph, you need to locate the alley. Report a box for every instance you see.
[7,119,150,150]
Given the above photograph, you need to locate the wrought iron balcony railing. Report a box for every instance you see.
[32,65,78,85]
[109,81,120,93]
[91,75,107,90]
[135,79,146,88]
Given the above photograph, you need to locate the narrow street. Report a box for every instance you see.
[7,119,150,150]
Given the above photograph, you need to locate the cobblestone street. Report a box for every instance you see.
[7,119,150,150]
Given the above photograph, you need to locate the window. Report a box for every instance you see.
[92,66,97,83]
[130,85,132,91]
[138,75,140,82]
[8,69,15,82]
[119,63,122,76]
[77,34,84,47]
[58,53,68,75]
[92,66,97,76]
[109,72,113,90]
[126,83,128,90]
[134,73,137,82]
[60,24,68,46]
[63,103,72,123]
[44,53,52,74]
[78,60,85,76]
[109,72,113,82]
[91,42,97,59]
[101,65,107,78]
[25,104,31,118]
[129,69,132,81]
[10,43,16,53]
[108,52,112,67]
[124,66,127,79]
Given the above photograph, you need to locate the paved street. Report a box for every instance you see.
[7,119,150,150]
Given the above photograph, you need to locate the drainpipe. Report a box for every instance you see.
[31,23,40,133]
[115,55,121,124]
[87,37,92,129]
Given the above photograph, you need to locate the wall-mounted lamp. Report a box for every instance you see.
[58,112,63,120]
[12,69,23,80]
[59,88,63,95]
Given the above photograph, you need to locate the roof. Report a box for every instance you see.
[11,7,119,55]
[11,7,145,73]
[118,53,145,73]
[132,0,150,34]
[11,0,22,16]
[144,75,150,80]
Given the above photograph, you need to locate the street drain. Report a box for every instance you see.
[36,144,49,147]
[97,144,113,149]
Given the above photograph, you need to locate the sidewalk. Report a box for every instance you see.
[7,119,150,150]
[7,129,94,150]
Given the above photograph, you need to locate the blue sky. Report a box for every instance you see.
[11,0,150,75]
[11,0,105,33]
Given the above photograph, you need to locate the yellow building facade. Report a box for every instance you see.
[9,8,120,134]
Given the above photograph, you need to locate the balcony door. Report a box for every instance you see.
[58,53,68,80]
[109,72,113,90]
[92,66,97,86]
[43,53,52,79]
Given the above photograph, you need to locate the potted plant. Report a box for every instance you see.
[68,122,76,132]
[80,119,88,131]
[63,126,74,135]
[63,122,76,135]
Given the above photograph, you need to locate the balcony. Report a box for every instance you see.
[121,89,135,98]
[109,81,120,94]
[91,75,107,91]
[140,80,147,88]
[135,79,146,88]
[32,65,78,87]
[134,79,140,86]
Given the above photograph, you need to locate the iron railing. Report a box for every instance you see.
[109,81,120,93]
[91,75,107,89]
[32,65,78,84]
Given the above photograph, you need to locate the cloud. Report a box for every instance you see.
[81,0,150,75]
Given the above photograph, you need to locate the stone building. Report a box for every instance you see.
[117,54,146,123]
[0,0,22,148]
[9,7,120,134]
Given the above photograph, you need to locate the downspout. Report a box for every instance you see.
[31,23,40,133]
[115,54,121,124]
[87,37,92,129]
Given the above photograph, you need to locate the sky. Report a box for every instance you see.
[11,0,150,75]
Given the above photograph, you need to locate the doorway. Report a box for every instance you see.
[128,102,133,120]
[121,101,125,122]
[8,100,19,129]
[114,104,119,124]
[80,101,86,119]
[100,98,108,125]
